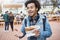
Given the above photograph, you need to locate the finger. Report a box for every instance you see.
[14,34,19,37]
[14,29,18,31]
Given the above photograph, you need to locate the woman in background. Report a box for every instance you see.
[9,12,14,31]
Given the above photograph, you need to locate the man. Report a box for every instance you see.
[15,0,52,40]
[3,11,9,31]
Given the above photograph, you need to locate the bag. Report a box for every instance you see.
[43,16,46,31]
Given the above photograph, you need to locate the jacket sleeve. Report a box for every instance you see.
[21,18,26,36]
[40,18,52,38]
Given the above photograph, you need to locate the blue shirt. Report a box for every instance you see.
[21,14,52,40]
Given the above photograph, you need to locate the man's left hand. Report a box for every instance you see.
[33,29,40,37]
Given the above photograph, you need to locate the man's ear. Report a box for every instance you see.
[36,8,38,11]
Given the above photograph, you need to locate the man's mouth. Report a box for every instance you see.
[28,11,33,14]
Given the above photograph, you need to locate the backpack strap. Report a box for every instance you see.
[25,19,27,27]
[43,16,46,31]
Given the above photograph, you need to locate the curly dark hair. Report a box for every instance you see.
[25,0,41,11]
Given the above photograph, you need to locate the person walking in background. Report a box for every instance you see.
[19,11,25,24]
[3,11,9,31]
[16,14,21,24]
[9,12,14,31]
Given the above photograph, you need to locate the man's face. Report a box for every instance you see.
[26,3,38,16]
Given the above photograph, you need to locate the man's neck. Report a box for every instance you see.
[32,13,37,19]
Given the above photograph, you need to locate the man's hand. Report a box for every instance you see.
[14,29,18,31]
[14,34,23,39]
[30,26,40,37]
[33,29,40,37]
[14,34,19,37]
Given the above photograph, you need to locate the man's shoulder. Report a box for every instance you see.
[39,14,46,19]
[24,16,29,20]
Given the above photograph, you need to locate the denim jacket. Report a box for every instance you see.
[21,14,52,40]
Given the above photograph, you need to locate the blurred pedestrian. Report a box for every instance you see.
[3,11,9,31]
[9,12,14,31]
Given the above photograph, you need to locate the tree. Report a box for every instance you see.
[51,0,57,14]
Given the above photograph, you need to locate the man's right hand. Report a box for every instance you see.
[14,34,19,37]
[14,34,23,39]
[14,29,18,31]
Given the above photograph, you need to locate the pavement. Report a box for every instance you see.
[0,21,60,40]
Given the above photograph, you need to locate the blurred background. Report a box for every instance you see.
[0,0,60,40]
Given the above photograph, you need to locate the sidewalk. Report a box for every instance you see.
[0,21,60,40]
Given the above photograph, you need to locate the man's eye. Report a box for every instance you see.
[27,6,33,9]
[27,7,29,9]
[31,7,33,9]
